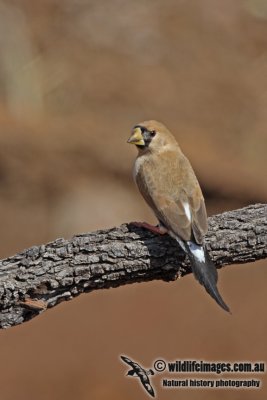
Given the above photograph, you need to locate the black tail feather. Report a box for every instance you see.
[185,242,230,313]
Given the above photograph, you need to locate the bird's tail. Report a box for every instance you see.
[185,241,230,313]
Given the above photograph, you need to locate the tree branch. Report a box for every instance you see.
[0,203,266,329]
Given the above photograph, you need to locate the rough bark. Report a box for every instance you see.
[0,203,266,329]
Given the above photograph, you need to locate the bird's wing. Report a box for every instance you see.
[121,356,142,371]
[135,151,208,244]
[142,382,155,397]
[189,195,208,244]
[121,356,132,365]
[138,371,155,397]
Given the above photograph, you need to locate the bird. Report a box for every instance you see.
[127,120,230,312]
[121,355,155,397]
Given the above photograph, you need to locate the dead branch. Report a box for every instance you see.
[0,203,266,329]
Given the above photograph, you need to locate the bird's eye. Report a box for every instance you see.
[150,130,156,137]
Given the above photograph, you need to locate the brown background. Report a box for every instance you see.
[0,0,266,399]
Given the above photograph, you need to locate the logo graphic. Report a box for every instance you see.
[121,355,155,397]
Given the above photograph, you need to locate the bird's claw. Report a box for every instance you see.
[130,221,167,235]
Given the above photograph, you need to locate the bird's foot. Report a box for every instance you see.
[130,221,167,235]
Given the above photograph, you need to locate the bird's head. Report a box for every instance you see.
[127,120,177,153]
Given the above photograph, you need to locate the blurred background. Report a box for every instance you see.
[0,0,266,399]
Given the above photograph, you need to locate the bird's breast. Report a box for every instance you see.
[133,155,146,183]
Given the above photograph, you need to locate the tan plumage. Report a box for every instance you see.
[128,120,230,312]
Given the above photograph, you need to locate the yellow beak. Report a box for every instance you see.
[127,127,145,146]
